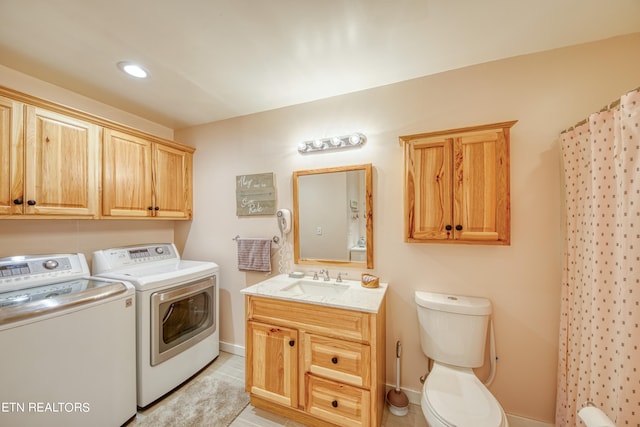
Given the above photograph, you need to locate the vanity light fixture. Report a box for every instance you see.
[298,132,366,154]
[117,61,149,79]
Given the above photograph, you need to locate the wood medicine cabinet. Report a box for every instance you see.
[400,121,517,245]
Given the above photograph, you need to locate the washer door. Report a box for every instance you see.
[150,275,216,366]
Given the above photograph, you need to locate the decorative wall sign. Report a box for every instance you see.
[236,172,276,216]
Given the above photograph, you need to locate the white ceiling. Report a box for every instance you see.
[1,0,639,129]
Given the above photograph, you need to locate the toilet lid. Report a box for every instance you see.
[424,365,504,427]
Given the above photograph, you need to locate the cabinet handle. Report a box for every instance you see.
[289,340,295,347]
[455,225,463,231]
[27,200,36,206]
[331,357,338,364]
[154,206,159,211]
[331,400,338,408]
[148,206,153,211]
[13,198,23,205]
[445,225,452,231]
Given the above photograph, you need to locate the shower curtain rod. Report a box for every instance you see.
[561,86,640,134]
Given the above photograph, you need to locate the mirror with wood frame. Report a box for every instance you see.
[293,163,373,269]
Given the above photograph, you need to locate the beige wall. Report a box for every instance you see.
[175,33,640,423]
[1,33,639,424]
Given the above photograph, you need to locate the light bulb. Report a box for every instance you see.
[117,61,148,78]
[312,139,324,149]
[349,134,361,145]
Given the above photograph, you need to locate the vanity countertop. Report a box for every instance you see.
[240,273,387,313]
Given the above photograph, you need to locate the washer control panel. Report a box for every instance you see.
[0,254,89,292]
[92,243,178,273]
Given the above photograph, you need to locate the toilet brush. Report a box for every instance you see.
[386,340,409,416]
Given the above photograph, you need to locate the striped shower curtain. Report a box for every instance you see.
[556,89,640,426]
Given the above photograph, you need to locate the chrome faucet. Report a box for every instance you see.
[319,269,330,281]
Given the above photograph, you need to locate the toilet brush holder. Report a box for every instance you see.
[387,389,409,416]
[386,341,409,416]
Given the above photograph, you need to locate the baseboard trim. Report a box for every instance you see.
[506,413,555,427]
[220,341,245,357]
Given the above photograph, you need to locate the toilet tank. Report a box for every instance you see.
[415,291,491,368]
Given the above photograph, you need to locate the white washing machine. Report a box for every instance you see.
[92,243,219,407]
[0,253,136,427]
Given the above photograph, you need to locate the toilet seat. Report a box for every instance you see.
[423,363,506,427]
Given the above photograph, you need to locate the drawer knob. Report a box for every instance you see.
[331,357,338,364]
[455,224,463,231]
[331,400,338,408]
[289,340,295,347]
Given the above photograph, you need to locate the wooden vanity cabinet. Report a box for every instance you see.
[400,121,516,245]
[0,95,100,218]
[245,296,386,427]
[102,129,193,219]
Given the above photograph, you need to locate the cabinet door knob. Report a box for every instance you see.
[13,198,23,205]
[289,340,295,347]
[154,206,160,211]
[27,200,36,206]
[148,206,153,210]
[455,224,463,231]
[445,225,452,231]
[331,357,338,364]
[331,400,338,408]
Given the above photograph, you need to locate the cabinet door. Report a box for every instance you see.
[102,129,153,217]
[0,97,23,215]
[247,321,298,408]
[453,130,509,243]
[153,143,193,219]
[404,136,453,240]
[24,107,100,217]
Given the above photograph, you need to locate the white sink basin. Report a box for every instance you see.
[281,280,349,297]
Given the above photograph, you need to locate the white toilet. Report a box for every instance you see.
[415,291,508,427]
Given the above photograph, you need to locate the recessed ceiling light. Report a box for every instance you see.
[117,61,148,79]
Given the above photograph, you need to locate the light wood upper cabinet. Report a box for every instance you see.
[401,121,516,245]
[0,96,100,218]
[0,96,23,216]
[25,107,101,217]
[154,143,193,219]
[102,129,193,219]
[0,86,196,220]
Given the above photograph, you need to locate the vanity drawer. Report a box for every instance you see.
[304,334,371,388]
[305,374,370,427]
[248,296,370,342]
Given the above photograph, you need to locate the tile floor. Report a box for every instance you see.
[174,351,428,427]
